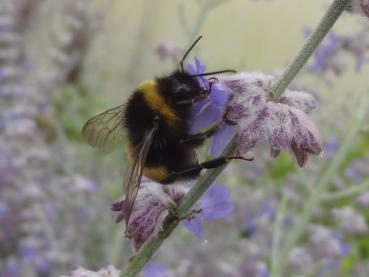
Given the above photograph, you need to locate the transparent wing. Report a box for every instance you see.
[123,119,159,227]
[81,105,126,148]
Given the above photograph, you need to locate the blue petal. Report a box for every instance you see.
[203,183,231,202]
[182,217,203,239]
[143,262,168,277]
[195,57,206,74]
[187,57,209,89]
[210,84,228,106]
[201,202,235,221]
[186,63,197,75]
[210,124,237,157]
[200,184,235,221]
[310,30,340,73]
[190,101,223,133]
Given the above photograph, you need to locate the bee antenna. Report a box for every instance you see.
[190,69,237,77]
[180,35,203,73]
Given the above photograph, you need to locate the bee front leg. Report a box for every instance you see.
[179,121,224,147]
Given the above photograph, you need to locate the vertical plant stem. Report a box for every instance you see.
[271,97,369,276]
[270,194,288,273]
[272,0,348,100]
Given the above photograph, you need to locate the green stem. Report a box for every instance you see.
[321,179,369,202]
[121,138,237,277]
[270,194,288,273]
[271,98,368,276]
[122,219,178,277]
[271,0,348,100]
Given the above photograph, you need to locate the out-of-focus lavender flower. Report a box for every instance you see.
[304,27,369,80]
[307,225,350,260]
[356,191,369,207]
[347,0,369,18]
[143,262,169,277]
[47,0,99,86]
[242,199,276,238]
[219,72,322,166]
[344,160,366,183]
[0,201,9,218]
[287,247,313,274]
[155,42,185,63]
[62,265,120,277]
[341,31,369,72]
[306,30,342,74]
[0,1,106,275]
[238,260,269,277]
[325,137,340,159]
[182,183,235,239]
[332,206,369,235]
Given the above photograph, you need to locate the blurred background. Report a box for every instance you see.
[0,0,369,276]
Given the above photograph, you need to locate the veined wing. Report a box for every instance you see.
[123,118,159,227]
[81,105,125,148]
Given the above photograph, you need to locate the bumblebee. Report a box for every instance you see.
[81,36,248,226]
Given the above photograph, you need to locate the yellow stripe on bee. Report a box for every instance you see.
[138,80,179,125]
[143,166,169,182]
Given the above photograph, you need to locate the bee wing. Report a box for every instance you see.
[123,119,159,227]
[81,105,126,148]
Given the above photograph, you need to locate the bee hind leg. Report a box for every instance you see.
[167,156,253,181]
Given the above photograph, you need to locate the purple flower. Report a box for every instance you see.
[307,225,350,260]
[2,258,20,277]
[325,137,340,159]
[112,181,176,251]
[347,0,369,18]
[219,72,322,166]
[332,206,368,235]
[155,42,184,63]
[303,29,341,73]
[312,31,341,73]
[182,183,235,239]
[210,123,237,157]
[0,201,9,218]
[143,262,168,277]
[344,160,365,183]
[187,58,228,133]
[287,247,313,273]
[239,260,269,277]
[112,180,191,251]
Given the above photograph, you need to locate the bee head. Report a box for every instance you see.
[158,71,204,105]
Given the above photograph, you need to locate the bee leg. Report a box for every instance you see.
[168,156,253,180]
[179,121,224,147]
[173,93,208,106]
